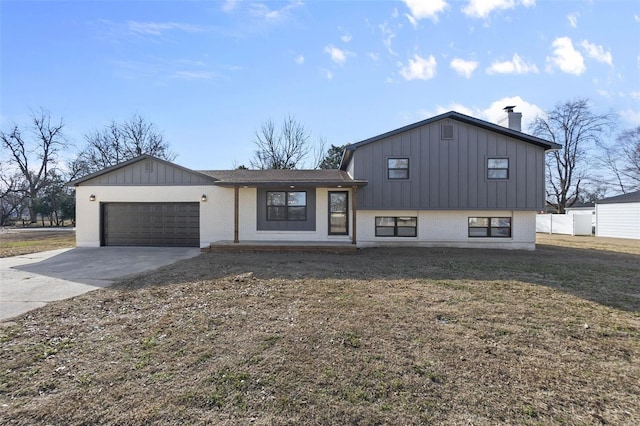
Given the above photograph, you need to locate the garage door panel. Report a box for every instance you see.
[103,202,199,247]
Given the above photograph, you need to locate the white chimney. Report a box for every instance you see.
[498,105,522,132]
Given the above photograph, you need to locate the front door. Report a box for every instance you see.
[328,191,348,235]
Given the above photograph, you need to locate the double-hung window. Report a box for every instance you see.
[375,217,417,237]
[267,191,306,221]
[468,217,511,238]
[388,158,409,179]
[487,158,509,179]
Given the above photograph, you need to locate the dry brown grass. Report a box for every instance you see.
[536,233,640,255]
[1,235,638,425]
[0,229,75,258]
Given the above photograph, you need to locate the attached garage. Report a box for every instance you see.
[102,202,200,247]
[70,156,220,248]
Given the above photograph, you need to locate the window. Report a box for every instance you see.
[328,192,348,235]
[468,217,511,238]
[388,158,409,179]
[375,216,417,237]
[267,191,306,221]
[487,158,509,179]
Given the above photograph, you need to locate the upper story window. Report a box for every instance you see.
[388,158,409,179]
[487,158,509,179]
[267,191,307,221]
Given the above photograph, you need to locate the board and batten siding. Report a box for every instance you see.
[352,119,545,211]
[79,158,213,185]
[596,202,640,239]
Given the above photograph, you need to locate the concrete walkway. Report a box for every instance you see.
[0,247,201,321]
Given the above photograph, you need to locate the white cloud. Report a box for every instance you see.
[629,91,640,100]
[222,0,240,12]
[580,40,613,65]
[324,45,350,66]
[341,32,352,43]
[634,14,640,23]
[250,1,303,22]
[399,54,437,81]
[368,52,380,61]
[620,108,640,126]
[486,53,539,75]
[126,21,205,36]
[402,0,448,23]
[462,0,535,19]
[546,37,585,75]
[434,103,476,117]
[450,58,479,78]
[405,13,418,28]
[173,71,218,80]
[425,96,543,130]
[482,97,544,130]
[321,69,333,80]
[294,55,304,65]
[379,22,397,56]
[391,8,399,19]
[567,12,578,28]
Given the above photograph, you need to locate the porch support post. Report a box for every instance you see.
[351,186,357,245]
[234,186,239,243]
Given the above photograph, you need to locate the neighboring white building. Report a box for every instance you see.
[595,191,640,240]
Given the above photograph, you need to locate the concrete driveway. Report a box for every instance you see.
[0,247,201,322]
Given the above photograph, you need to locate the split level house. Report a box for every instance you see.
[71,109,561,251]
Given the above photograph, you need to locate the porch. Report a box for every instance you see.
[204,240,358,254]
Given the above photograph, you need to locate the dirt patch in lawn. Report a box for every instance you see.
[1,237,638,425]
[0,228,75,258]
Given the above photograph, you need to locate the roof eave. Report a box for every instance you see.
[214,180,368,188]
[347,111,559,151]
[69,155,218,186]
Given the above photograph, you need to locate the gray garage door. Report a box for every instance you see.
[102,203,199,247]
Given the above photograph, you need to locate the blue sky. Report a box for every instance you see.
[1,0,639,170]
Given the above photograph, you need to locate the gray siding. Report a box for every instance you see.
[353,118,545,211]
[81,159,212,185]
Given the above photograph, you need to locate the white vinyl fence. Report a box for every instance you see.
[536,214,593,236]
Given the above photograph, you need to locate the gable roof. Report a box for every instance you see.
[340,110,561,170]
[70,155,367,188]
[596,190,640,204]
[69,154,217,186]
[200,169,367,187]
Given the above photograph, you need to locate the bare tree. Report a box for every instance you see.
[74,113,175,177]
[0,167,28,225]
[601,126,640,193]
[0,108,67,223]
[530,98,616,213]
[250,116,313,169]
